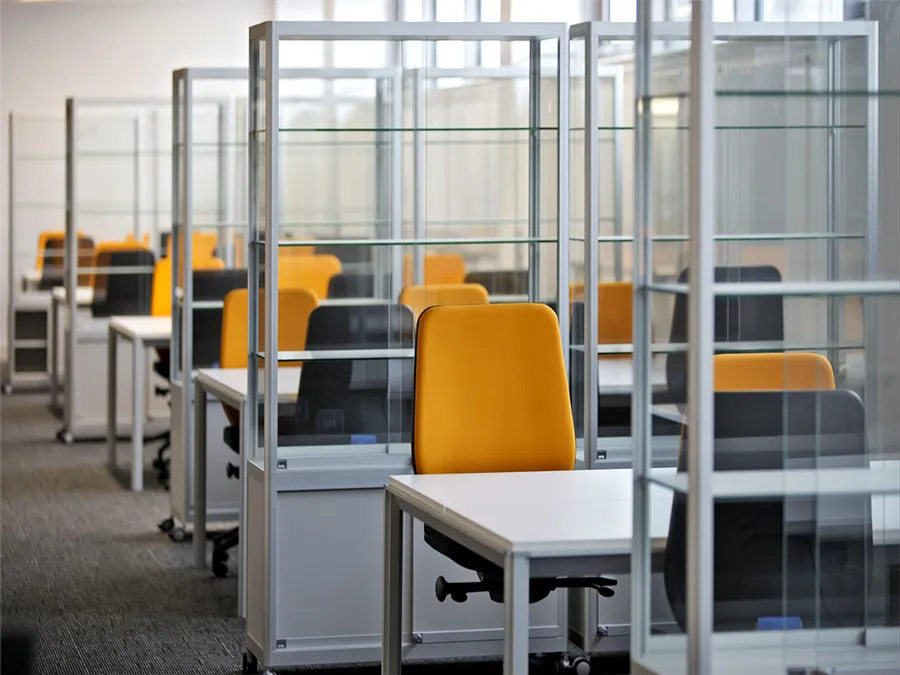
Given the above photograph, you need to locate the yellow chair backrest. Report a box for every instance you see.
[150,259,172,317]
[403,253,467,288]
[167,231,219,260]
[87,241,150,288]
[413,303,575,475]
[35,230,92,272]
[36,231,68,272]
[277,253,342,298]
[400,283,489,323]
[125,233,151,247]
[219,287,319,370]
[149,256,226,317]
[713,352,835,392]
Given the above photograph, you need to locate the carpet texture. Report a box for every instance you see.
[0,393,628,674]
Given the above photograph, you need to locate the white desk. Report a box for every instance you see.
[49,286,94,411]
[192,367,302,616]
[598,357,666,396]
[383,470,673,675]
[383,468,900,675]
[106,316,172,491]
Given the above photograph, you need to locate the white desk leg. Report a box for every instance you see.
[193,378,207,568]
[381,491,403,675]
[503,554,530,675]
[131,337,144,492]
[107,327,118,472]
[239,397,250,617]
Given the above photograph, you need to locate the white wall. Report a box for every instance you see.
[0,0,275,352]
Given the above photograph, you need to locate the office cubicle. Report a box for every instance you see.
[59,97,171,444]
[3,114,66,394]
[242,20,570,673]
[609,11,900,675]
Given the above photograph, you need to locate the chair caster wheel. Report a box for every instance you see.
[242,650,258,674]
[2,384,12,395]
[168,527,186,543]
[158,517,174,533]
[57,429,74,445]
[562,656,590,675]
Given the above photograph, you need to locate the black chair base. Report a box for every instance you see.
[434,574,616,604]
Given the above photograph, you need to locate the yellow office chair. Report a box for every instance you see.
[413,303,617,603]
[399,283,489,323]
[85,241,151,289]
[402,252,467,288]
[149,256,226,317]
[211,287,319,578]
[125,233,151,247]
[167,231,219,261]
[35,230,87,272]
[278,252,342,299]
[219,286,319,422]
[713,352,835,392]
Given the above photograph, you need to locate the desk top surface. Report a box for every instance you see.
[51,286,94,305]
[109,316,172,341]
[389,469,673,557]
[195,367,301,404]
[389,467,900,557]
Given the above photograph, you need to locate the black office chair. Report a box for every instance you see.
[152,269,248,500]
[90,249,156,318]
[327,273,390,299]
[664,389,871,632]
[37,236,96,291]
[464,269,528,296]
[214,304,415,579]
[665,265,784,406]
[314,242,373,265]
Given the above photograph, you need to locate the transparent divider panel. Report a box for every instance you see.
[630,19,900,675]
[10,115,66,294]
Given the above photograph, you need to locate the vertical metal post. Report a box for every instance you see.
[217,101,233,267]
[181,74,195,505]
[150,110,161,256]
[557,35,571,373]
[133,116,141,239]
[826,40,841,372]
[171,74,182,383]
[247,37,262,643]
[631,7,654,661]
[262,27,281,657]
[584,35,600,471]
[864,25,880,447]
[687,1,715,673]
[64,99,76,430]
[611,71,625,282]
[6,113,16,386]
[412,70,426,287]
[528,39,542,303]
[390,70,404,301]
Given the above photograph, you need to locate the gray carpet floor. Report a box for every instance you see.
[0,393,629,675]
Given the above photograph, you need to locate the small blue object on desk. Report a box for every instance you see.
[757,617,802,631]
[351,434,377,445]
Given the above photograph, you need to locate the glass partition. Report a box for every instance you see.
[247,22,569,473]
[62,98,170,435]
[603,10,900,674]
[4,114,65,392]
